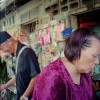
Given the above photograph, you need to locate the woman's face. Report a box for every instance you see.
[74,37,100,73]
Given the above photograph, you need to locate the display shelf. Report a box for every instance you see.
[61,5,68,12]
[69,1,79,10]
[60,0,68,6]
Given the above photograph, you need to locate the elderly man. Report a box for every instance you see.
[0,31,40,100]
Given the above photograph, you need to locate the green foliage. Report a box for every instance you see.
[0,57,9,83]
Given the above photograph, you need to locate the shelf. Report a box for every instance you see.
[69,0,78,3]
[69,1,79,10]
[60,0,68,6]
[61,5,68,12]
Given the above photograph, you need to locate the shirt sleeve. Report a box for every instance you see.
[24,48,40,77]
[33,74,66,100]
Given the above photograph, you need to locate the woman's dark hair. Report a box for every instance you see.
[64,27,100,63]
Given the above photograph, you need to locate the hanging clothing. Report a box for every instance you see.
[51,25,57,46]
[43,26,51,45]
[38,30,44,46]
[54,21,65,42]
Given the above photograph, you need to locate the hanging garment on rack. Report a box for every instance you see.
[38,30,44,46]
[43,26,51,45]
[54,21,65,42]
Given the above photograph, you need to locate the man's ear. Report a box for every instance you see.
[7,38,13,46]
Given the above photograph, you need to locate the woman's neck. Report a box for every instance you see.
[61,57,81,85]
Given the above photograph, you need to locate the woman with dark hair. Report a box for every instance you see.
[31,27,100,100]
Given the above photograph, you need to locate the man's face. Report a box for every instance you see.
[0,39,14,57]
[0,50,10,59]
[0,41,11,52]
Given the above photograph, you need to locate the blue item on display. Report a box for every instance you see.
[61,27,72,39]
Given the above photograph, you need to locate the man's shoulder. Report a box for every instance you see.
[22,47,34,54]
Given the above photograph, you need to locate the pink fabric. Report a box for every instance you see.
[31,58,96,100]
[43,26,51,45]
[55,22,65,42]
[38,30,44,46]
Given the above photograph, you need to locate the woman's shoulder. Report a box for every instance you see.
[37,58,64,80]
[43,58,64,73]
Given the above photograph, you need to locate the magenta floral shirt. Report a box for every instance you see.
[31,58,96,100]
